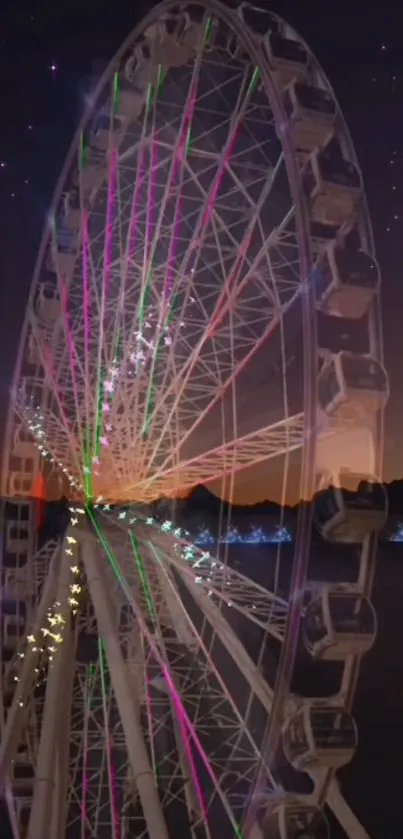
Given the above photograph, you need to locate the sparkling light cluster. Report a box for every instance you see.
[93,302,183,461]
[195,524,292,544]
[13,513,84,703]
[25,407,82,492]
[389,524,403,541]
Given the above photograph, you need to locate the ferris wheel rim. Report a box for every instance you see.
[13,0,320,762]
[1,3,387,838]
[1,7,319,809]
[3,0,319,499]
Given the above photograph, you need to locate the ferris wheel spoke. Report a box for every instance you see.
[120,533,277,816]
[326,779,372,839]
[139,172,285,427]
[135,41,202,285]
[87,66,208,480]
[68,660,150,839]
[81,533,172,839]
[140,532,288,644]
[144,539,280,807]
[122,62,265,453]
[123,216,298,497]
[139,156,293,472]
[91,135,119,466]
[100,520,277,717]
[137,606,213,837]
[110,23,209,433]
[90,521,261,835]
[58,277,88,465]
[25,555,74,839]
[107,125,153,395]
[133,88,201,438]
[119,412,304,502]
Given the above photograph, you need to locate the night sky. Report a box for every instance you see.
[1,0,403,484]
[0,1,402,837]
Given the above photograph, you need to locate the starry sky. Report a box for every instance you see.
[0,0,402,495]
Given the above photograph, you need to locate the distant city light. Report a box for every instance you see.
[194,525,293,546]
[389,524,403,542]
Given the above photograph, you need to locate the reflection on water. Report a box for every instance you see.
[195,524,293,545]
[193,521,403,545]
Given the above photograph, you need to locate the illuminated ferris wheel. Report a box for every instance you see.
[0,3,389,839]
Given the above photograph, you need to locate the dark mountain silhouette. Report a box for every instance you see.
[15,478,403,546]
[151,479,403,543]
[184,478,403,516]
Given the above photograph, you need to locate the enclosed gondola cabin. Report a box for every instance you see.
[79,147,106,196]
[2,612,25,655]
[35,284,61,326]
[304,587,377,659]
[282,705,357,771]
[152,15,206,66]
[303,148,361,227]
[89,112,125,153]
[267,33,308,87]
[283,82,336,153]
[317,351,389,421]
[310,221,340,256]
[117,79,147,120]
[147,30,181,67]
[60,186,81,230]
[117,49,156,120]
[315,243,379,319]
[260,802,330,839]
[314,471,388,543]
[238,6,279,39]
[49,219,78,277]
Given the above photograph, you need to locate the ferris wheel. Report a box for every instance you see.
[0,2,389,838]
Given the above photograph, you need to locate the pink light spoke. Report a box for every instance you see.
[143,156,288,471]
[97,145,117,448]
[82,209,91,451]
[123,285,302,499]
[103,147,117,309]
[163,80,197,305]
[97,523,240,833]
[39,339,82,477]
[59,276,86,461]
[118,414,305,503]
[138,76,265,463]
